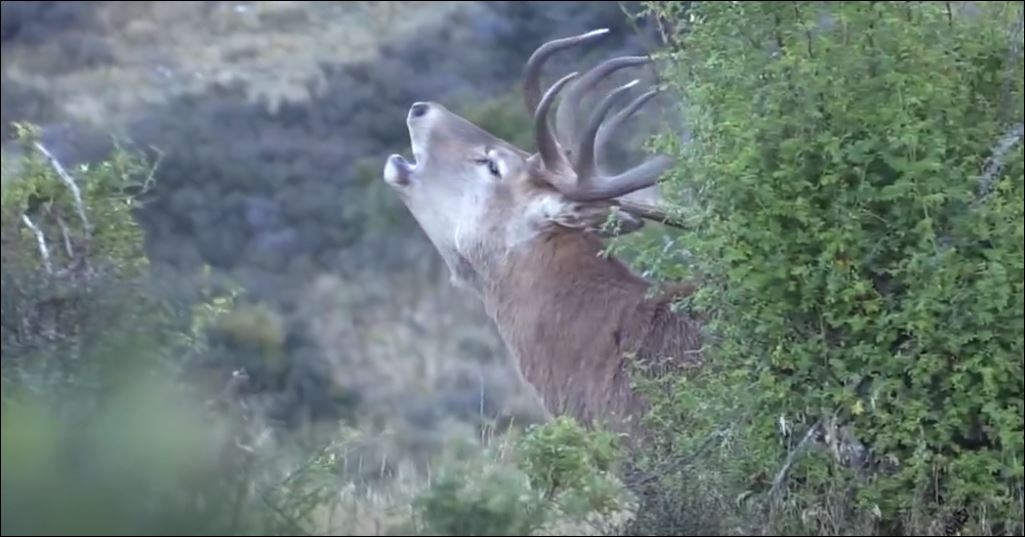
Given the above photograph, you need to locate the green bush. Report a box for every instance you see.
[1,122,169,382]
[410,418,630,536]
[627,2,1024,534]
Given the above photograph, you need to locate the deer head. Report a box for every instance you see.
[383,28,678,295]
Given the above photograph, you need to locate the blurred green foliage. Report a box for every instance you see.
[1,122,245,535]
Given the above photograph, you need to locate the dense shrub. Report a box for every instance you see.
[626,2,1024,534]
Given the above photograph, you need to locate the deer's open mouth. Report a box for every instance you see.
[384,154,417,188]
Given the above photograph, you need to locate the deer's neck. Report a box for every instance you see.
[480,231,701,435]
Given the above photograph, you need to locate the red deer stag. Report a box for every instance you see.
[382,28,703,441]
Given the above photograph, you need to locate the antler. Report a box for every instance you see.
[522,28,682,228]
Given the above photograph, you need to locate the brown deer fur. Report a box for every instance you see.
[482,227,703,439]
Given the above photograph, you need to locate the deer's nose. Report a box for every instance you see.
[409,102,430,119]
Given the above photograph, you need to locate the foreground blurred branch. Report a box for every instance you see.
[20,214,53,274]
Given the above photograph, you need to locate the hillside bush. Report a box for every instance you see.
[623,2,1024,534]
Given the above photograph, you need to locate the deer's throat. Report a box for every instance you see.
[480,231,653,427]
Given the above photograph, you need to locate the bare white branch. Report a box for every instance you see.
[33,142,91,234]
[21,214,53,274]
[768,419,822,502]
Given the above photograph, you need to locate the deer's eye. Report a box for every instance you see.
[474,157,501,179]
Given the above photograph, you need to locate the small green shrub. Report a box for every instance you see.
[1,122,170,384]
[517,416,625,517]
[409,418,630,536]
[414,459,546,536]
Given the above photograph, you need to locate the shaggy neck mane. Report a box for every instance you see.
[481,230,704,437]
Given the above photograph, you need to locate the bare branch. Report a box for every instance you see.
[618,198,690,230]
[56,216,74,258]
[33,142,90,234]
[768,419,822,503]
[20,214,53,274]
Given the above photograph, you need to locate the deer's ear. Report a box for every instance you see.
[547,201,645,237]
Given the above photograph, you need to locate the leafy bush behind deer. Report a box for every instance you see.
[619,2,1024,535]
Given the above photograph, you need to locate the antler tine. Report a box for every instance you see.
[554,55,652,151]
[533,71,580,172]
[568,153,674,202]
[523,28,611,116]
[600,89,684,230]
[594,88,659,175]
[574,79,641,182]
[558,79,671,203]
[523,28,677,218]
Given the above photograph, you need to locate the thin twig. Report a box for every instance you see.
[33,142,90,234]
[56,215,74,258]
[768,419,822,502]
[20,214,52,274]
[618,199,691,230]
[617,1,659,59]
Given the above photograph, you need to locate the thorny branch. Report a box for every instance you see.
[20,214,52,274]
